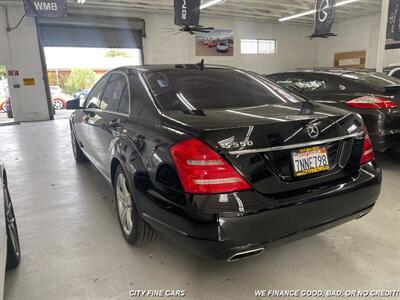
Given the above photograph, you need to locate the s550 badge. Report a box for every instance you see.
[220,140,254,149]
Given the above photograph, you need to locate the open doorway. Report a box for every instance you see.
[37,15,145,120]
[0,64,14,124]
[43,47,142,120]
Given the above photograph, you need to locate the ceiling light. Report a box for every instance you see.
[279,0,360,22]
[77,0,86,4]
[200,0,227,10]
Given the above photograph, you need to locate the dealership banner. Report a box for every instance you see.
[310,0,336,38]
[23,0,68,18]
[386,0,400,49]
[174,0,201,26]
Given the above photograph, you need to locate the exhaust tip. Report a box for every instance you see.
[227,247,265,262]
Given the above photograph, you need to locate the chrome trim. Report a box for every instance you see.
[228,248,265,262]
[229,131,364,155]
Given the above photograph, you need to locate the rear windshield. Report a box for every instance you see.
[341,72,400,89]
[144,68,302,111]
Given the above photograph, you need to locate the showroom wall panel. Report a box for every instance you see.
[317,14,400,69]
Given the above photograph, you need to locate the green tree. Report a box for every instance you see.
[64,68,96,95]
[0,65,6,78]
[105,49,132,58]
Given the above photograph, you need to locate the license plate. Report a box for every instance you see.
[291,146,330,177]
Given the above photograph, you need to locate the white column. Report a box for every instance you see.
[0,5,50,122]
[377,0,390,72]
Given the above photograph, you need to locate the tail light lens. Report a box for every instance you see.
[360,128,375,165]
[346,96,398,109]
[170,138,251,194]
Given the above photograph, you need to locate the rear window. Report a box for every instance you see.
[341,72,400,89]
[144,68,302,111]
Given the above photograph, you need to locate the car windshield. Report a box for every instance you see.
[144,68,302,111]
[341,72,400,89]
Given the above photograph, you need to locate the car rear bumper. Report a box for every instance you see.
[140,164,382,261]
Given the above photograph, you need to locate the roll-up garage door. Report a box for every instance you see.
[37,14,145,49]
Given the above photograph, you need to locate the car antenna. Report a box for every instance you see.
[197,59,205,71]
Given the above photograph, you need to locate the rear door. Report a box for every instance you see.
[89,72,129,177]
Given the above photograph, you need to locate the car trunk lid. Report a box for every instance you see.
[162,103,365,196]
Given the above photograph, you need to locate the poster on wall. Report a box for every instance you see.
[195,30,234,56]
[386,0,400,49]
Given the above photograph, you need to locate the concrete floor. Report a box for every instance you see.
[0,119,399,300]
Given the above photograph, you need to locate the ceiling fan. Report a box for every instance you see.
[161,25,214,35]
[161,0,214,35]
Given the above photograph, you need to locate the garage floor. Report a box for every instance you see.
[0,119,399,300]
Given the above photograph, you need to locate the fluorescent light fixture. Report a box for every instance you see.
[77,0,86,4]
[279,0,360,22]
[200,0,227,10]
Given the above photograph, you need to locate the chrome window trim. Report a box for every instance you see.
[228,131,364,155]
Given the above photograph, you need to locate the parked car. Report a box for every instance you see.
[0,162,21,295]
[50,86,63,95]
[52,93,72,110]
[265,70,400,152]
[73,89,90,101]
[216,40,229,53]
[68,65,381,261]
[5,97,12,119]
[383,65,400,79]
[0,99,6,113]
[208,40,217,48]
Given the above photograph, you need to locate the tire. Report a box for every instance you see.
[3,184,20,270]
[114,166,155,245]
[70,129,88,162]
[53,99,64,110]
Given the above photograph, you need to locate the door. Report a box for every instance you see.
[89,72,130,177]
[76,75,109,158]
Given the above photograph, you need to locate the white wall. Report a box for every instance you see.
[316,14,400,69]
[0,5,50,122]
[143,14,318,74]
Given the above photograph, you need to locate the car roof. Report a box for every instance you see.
[112,64,235,73]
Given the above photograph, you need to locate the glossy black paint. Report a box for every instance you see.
[70,65,382,260]
[265,70,400,152]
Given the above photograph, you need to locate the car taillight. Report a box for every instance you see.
[346,96,398,109]
[170,138,251,194]
[360,128,374,165]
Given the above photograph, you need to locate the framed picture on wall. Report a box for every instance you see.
[195,29,234,56]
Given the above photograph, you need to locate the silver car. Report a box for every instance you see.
[0,162,20,296]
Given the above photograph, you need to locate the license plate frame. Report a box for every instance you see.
[291,146,330,177]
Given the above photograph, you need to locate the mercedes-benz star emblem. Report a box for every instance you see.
[306,124,320,139]
[318,0,330,23]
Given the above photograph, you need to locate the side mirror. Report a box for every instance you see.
[67,98,81,110]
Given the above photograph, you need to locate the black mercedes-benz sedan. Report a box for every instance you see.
[68,65,382,261]
[264,69,400,152]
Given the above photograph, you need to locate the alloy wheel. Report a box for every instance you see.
[4,185,20,259]
[116,173,133,235]
[53,100,63,110]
